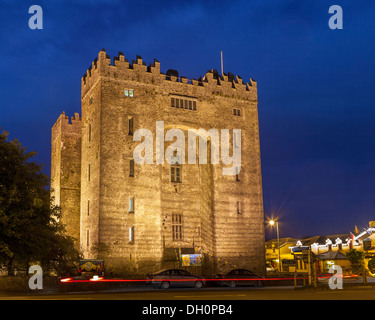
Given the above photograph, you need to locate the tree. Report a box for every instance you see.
[0,128,80,275]
[346,249,365,275]
[368,257,375,274]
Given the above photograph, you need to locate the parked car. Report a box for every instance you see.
[147,269,205,289]
[214,269,265,288]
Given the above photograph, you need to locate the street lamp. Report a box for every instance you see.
[269,219,281,272]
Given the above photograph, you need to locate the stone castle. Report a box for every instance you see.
[51,48,265,277]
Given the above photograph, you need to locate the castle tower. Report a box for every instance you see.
[51,112,82,247]
[53,48,265,276]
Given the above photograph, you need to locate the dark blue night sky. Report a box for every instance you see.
[1,0,375,240]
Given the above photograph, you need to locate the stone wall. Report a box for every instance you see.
[51,112,81,247]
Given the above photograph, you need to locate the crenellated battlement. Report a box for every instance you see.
[51,112,81,142]
[54,111,81,125]
[81,49,257,100]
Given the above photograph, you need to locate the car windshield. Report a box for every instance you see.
[157,269,176,276]
[165,270,179,276]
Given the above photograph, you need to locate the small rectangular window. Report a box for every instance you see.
[129,197,134,213]
[172,214,182,241]
[237,201,242,214]
[128,117,134,136]
[87,200,90,216]
[125,89,134,97]
[170,97,197,111]
[87,230,90,246]
[171,167,175,182]
[88,164,91,182]
[171,165,181,183]
[234,131,240,149]
[88,123,92,142]
[236,170,240,182]
[129,159,134,177]
[129,226,134,243]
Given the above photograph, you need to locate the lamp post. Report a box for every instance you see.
[269,219,281,272]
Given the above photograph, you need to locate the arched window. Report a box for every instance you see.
[171,151,181,183]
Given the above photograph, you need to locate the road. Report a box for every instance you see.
[2,285,375,300]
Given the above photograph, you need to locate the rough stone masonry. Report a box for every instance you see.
[51,49,265,277]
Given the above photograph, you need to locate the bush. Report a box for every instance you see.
[368,257,375,274]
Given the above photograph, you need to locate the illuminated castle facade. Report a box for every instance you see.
[51,49,265,276]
